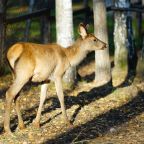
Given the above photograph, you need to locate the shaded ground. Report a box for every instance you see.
[0,59,144,144]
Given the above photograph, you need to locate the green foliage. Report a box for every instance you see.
[3,2,144,75]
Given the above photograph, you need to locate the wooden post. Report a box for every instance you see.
[39,0,51,44]
[137,0,142,48]
[127,14,137,76]
[143,0,144,5]
[0,0,6,73]
[83,0,90,24]
[24,0,35,41]
[41,11,51,43]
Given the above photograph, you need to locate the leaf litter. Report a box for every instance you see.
[0,61,144,143]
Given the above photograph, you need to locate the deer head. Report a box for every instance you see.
[78,23,107,51]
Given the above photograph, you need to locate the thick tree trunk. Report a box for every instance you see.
[93,0,111,86]
[135,42,144,82]
[135,0,144,82]
[56,0,75,84]
[112,0,129,86]
[0,0,7,74]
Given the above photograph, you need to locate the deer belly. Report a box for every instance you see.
[31,65,54,82]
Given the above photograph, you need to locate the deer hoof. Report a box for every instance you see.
[4,130,14,137]
[18,123,25,130]
[32,120,40,128]
[66,121,73,129]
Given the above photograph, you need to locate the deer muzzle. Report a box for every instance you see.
[101,43,107,50]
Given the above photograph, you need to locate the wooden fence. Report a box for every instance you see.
[0,0,144,73]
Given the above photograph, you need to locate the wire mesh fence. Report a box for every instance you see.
[5,0,51,48]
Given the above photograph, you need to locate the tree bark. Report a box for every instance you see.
[135,0,144,82]
[56,0,75,84]
[135,43,144,82]
[112,0,129,86]
[93,0,111,86]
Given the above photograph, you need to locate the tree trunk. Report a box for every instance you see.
[0,0,7,74]
[112,0,129,86]
[56,0,75,84]
[135,0,144,82]
[93,0,111,86]
[127,14,137,78]
[135,40,144,82]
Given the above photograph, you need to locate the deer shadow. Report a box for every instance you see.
[40,81,113,126]
[0,87,8,99]
[45,90,144,144]
[0,87,8,134]
[0,55,138,134]
[0,80,113,133]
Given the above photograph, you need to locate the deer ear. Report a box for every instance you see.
[78,23,88,39]
[85,24,89,30]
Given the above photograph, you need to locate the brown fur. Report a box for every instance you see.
[4,24,107,133]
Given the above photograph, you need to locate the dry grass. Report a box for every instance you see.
[0,60,144,143]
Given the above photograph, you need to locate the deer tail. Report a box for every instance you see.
[7,43,24,69]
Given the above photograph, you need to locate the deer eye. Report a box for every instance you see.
[94,39,98,42]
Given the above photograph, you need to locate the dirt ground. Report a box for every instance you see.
[0,56,144,144]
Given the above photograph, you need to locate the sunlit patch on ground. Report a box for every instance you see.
[0,62,144,143]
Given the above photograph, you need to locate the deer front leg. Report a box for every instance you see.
[33,83,48,128]
[54,76,71,125]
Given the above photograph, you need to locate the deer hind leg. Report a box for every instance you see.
[14,96,25,130]
[4,78,29,134]
[4,58,34,133]
[33,83,48,128]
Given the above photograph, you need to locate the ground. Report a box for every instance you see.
[0,56,144,144]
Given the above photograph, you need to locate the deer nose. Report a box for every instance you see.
[105,44,108,48]
[102,44,107,49]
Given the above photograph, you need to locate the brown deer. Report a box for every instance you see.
[4,23,107,134]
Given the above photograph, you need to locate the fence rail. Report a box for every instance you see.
[107,6,144,13]
[6,7,90,24]
[0,2,144,73]
[6,8,51,24]
[5,5,144,25]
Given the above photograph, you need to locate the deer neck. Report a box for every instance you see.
[63,39,88,66]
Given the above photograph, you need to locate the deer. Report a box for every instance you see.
[4,23,107,134]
